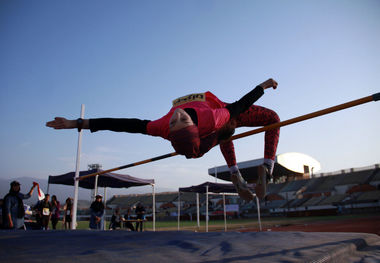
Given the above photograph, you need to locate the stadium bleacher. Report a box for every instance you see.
[318,194,346,206]
[279,179,308,193]
[356,190,380,203]
[335,169,373,186]
[300,196,325,208]
[106,164,380,218]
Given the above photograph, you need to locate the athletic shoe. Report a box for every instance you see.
[231,171,254,201]
[255,165,270,200]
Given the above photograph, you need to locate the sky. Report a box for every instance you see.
[1,0,379,196]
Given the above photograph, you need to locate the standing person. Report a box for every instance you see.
[50,195,60,230]
[33,200,42,229]
[3,181,36,230]
[135,203,145,232]
[63,198,72,230]
[89,195,104,230]
[38,194,52,230]
[46,79,280,200]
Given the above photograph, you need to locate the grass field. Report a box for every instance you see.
[48,213,376,232]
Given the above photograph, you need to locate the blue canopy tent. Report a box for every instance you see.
[48,169,156,230]
[48,169,154,189]
[179,182,244,194]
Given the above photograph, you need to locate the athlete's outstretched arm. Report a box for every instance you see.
[46,117,150,134]
[46,117,84,129]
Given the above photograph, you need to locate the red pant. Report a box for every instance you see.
[220,105,280,167]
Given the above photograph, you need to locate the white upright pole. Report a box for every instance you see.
[177,191,180,231]
[206,185,209,233]
[103,187,107,230]
[94,175,99,201]
[152,184,156,232]
[223,194,227,232]
[72,104,85,230]
[256,195,262,231]
[196,193,200,229]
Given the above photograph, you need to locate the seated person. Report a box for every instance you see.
[123,207,135,231]
[109,207,122,230]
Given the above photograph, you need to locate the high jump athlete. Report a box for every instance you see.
[46,78,280,201]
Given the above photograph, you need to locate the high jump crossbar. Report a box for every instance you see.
[79,92,380,181]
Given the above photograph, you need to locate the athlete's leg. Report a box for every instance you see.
[235,105,280,172]
[236,105,280,199]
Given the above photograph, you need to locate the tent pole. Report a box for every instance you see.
[94,175,99,201]
[72,104,85,230]
[152,184,155,232]
[103,187,107,230]
[177,191,180,231]
[206,185,209,233]
[223,194,227,232]
[196,193,200,230]
[256,195,262,231]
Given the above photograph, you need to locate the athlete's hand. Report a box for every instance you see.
[259,78,278,90]
[46,117,76,129]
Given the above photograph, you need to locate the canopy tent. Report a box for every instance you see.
[179,182,240,194]
[48,169,156,231]
[48,169,154,189]
[178,182,261,232]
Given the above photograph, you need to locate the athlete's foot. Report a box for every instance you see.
[255,165,271,200]
[231,170,254,201]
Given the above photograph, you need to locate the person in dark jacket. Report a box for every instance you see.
[63,197,73,230]
[109,207,122,230]
[50,195,60,230]
[38,194,52,230]
[3,181,36,230]
[89,195,104,230]
[123,207,135,231]
[135,203,145,232]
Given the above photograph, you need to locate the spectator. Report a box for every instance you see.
[89,195,104,230]
[3,181,36,230]
[135,203,145,232]
[50,195,60,230]
[33,200,43,229]
[38,194,52,230]
[63,198,72,230]
[123,207,135,231]
[109,207,122,230]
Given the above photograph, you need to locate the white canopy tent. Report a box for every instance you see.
[178,182,261,232]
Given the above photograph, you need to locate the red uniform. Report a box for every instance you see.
[147,91,230,140]
[89,87,279,168]
[147,91,280,167]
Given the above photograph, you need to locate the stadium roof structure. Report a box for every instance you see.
[208,152,321,183]
[48,169,154,189]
